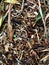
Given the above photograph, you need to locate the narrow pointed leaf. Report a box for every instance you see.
[0,13,7,27]
[35,8,45,22]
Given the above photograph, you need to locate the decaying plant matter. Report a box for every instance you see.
[0,0,49,65]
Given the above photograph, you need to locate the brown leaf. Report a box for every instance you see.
[8,25,14,42]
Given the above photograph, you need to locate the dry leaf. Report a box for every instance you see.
[8,25,14,41]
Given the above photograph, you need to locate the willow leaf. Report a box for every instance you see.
[35,8,45,22]
[0,13,7,27]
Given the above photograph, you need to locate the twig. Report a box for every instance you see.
[8,4,11,26]
[45,13,49,21]
[8,4,13,25]
[27,41,32,49]
[38,0,46,37]
[34,29,40,44]
[40,54,49,63]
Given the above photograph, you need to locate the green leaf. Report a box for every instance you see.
[0,13,7,27]
[35,8,45,22]
[14,34,17,38]
[46,1,49,6]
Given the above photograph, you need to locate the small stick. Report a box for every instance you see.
[8,4,11,26]
[33,29,40,44]
[38,0,46,37]
[27,41,32,49]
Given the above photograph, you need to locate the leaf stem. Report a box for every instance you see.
[8,4,11,26]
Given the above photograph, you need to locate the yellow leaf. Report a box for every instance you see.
[0,13,7,27]
[4,0,19,4]
[0,17,2,27]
